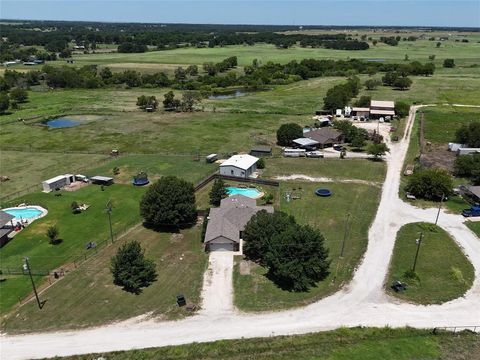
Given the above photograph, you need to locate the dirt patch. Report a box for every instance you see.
[239,260,251,275]
[63,181,89,192]
[170,233,184,243]
[420,144,456,172]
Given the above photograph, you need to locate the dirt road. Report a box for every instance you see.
[1,106,479,360]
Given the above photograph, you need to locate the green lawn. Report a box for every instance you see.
[465,221,480,238]
[234,181,381,311]
[261,157,386,183]
[0,184,146,314]
[58,327,480,360]
[386,222,474,304]
[1,225,208,333]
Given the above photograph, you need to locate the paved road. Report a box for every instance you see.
[1,106,479,360]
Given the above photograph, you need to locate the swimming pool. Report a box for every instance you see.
[226,187,263,199]
[2,206,48,222]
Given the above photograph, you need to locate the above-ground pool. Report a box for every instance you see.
[227,187,263,199]
[315,188,332,197]
[2,206,48,223]
[46,118,80,128]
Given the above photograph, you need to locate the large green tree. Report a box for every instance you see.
[405,168,453,201]
[394,101,410,118]
[0,92,9,114]
[110,240,157,294]
[276,123,303,146]
[9,87,28,103]
[140,176,197,228]
[209,178,228,206]
[455,122,480,148]
[367,142,390,159]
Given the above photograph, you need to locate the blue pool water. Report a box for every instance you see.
[226,187,262,199]
[3,207,44,220]
[46,118,80,128]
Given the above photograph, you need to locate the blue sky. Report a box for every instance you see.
[1,1,479,27]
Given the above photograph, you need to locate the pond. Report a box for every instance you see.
[208,90,248,100]
[46,118,81,128]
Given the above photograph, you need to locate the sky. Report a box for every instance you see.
[1,0,479,28]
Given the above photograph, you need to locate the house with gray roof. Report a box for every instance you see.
[204,194,273,251]
[304,128,343,149]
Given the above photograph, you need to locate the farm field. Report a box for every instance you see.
[1,225,208,333]
[386,222,474,304]
[59,327,480,360]
[234,181,381,311]
[0,184,145,313]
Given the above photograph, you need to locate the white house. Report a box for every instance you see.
[219,154,259,178]
[42,174,75,192]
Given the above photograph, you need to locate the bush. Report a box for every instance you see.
[46,225,60,244]
[71,201,80,214]
[276,123,303,146]
[405,168,453,201]
[256,157,265,169]
[9,87,28,103]
[0,92,9,114]
[209,178,228,206]
[393,76,412,90]
[455,122,480,148]
[443,59,455,68]
[394,101,410,118]
[367,142,390,159]
[110,240,157,294]
[140,176,197,228]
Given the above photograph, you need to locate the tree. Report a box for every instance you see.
[351,134,366,148]
[405,168,453,201]
[353,95,371,108]
[436,42,441,48]
[110,240,157,294]
[209,178,228,206]
[364,78,381,90]
[140,176,197,228]
[46,225,59,244]
[0,92,9,114]
[256,157,265,169]
[367,142,390,159]
[180,91,201,112]
[443,59,455,68]
[9,87,28,103]
[59,48,72,59]
[394,101,410,118]
[99,67,113,81]
[382,71,398,86]
[454,154,480,184]
[266,224,330,291]
[163,91,181,111]
[174,66,187,81]
[393,76,412,90]
[186,64,198,76]
[276,123,303,146]
[455,122,480,148]
[136,95,158,110]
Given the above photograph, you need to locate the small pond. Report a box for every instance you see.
[208,90,248,100]
[46,118,81,128]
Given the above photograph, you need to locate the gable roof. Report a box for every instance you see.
[0,211,14,227]
[305,128,342,145]
[293,138,320,147]
[370,100,394,109]
[220,154,259,170]
[204,195,273,244]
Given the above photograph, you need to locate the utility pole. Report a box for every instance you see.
[412,232,423,273]
[23,257,42,309]
[106,200,114,244]
[340,213,351,258]
[435,193,445,225]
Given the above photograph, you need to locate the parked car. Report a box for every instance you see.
[462,206,480,217]
[306,151,324,158]
[333,144,344,151]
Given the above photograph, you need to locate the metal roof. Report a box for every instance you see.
[220,154,259,170]
[370,109,395,116]
[352,107,370,112]
[43,174,73,185]
[90,176,114,182]
[370,100,395,108]
[293,138,320,147]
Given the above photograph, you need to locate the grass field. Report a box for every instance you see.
[386,222,474,304]
[59,327,480,360]
[465,221,480,238]
[1,225,208,333]
[261,157,386,183]
[0,184,145,313]
[234,181,381,311]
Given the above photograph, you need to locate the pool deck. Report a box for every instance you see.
[2,205,48,224]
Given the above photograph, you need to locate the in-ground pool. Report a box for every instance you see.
[2,206,48,222]
[46,118,80,128]
[227,187,263,199]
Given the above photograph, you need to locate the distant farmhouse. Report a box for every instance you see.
[349,100,395,120]
[293,128,343,150]
[204,195,273,251]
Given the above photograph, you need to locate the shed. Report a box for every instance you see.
[219,154,259,179]
[250,146,272,157]
[90,176,114,186]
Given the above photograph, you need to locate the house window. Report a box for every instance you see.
[231,170,234,175]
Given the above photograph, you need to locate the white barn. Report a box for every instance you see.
[42,174,75,192]
[219,154,259,178]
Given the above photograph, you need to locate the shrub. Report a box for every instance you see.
[256,157,265,169]
[405,168,453,201]
[110,240,157,294]
[366,142,389,159]
[140,176,197,228]
[71,201,80,214]
[209,178,228,206]
[455,122,480,148]
[46,225,60,244]
[9,87,28,103]
[443,59,455,68]
[394,101,410,118]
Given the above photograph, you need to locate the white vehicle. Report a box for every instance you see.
[306,151,324,158]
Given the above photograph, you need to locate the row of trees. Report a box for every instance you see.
[243,210,330,291]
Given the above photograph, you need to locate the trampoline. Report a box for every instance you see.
[132,172,149,186]
[315,188,332,197]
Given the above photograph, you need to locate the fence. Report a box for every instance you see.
[433,326,480,333]
[194,172,279,192]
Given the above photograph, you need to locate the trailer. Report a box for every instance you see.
[283,148,306,157]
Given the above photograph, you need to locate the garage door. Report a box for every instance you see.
[208,243,234,252]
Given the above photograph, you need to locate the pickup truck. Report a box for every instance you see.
[462,206,480,217]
